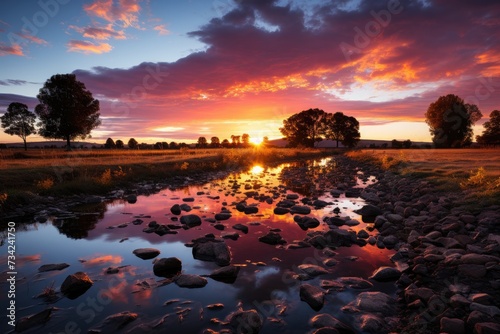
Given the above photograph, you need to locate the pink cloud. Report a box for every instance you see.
[67,40,113,54]
[84,0,141,28]
[0,43,23,56]
[70,24,126,40]
[153,24,169,36]
[70,0,500,142]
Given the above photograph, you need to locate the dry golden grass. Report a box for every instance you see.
[347,148,500,205]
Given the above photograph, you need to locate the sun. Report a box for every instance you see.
[250,137,263,145]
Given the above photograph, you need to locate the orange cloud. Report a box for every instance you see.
[81,254,123,266]
[476,51,500,76]
[0,43,23,56]
[18,33,48,45]
[84,0,141,28]
[67,40,112,54]
[70,24,126,40]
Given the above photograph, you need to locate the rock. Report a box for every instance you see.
[471,293,492,305]
[126,194,137,203]
[274,207,290,215]
[286,194,299,200]
[15,308,53,332]
[313,199,330,208]
[369,266,401,282]
[349,291,395,316]
[386,213,403,224]
[460,254,499,265]
[440,317,465,334]
[360,314,386,334]
[258,232,286,245]
[357,230,369,239]
[324,229,357,247]
[180,203,192,212]
[170,204,181,215]
[344,219,360,226]
[182,197,195,202]
[153,257,182,277]
[309,313,354,333]
[233,223,249,234]
[180,214,202,228]
[300,284,325,311]
[470,303,500,317]
[323,258,338,267]
[133,248,160,260]
[244,206,259,214]
[290,205,311,215]
[298,264,329,277]
[312,328,341,334]
[382,235,399,246]
[215,212,232,221]
[355,204,382,218]
[90,311,138,332]
[222,232,240,240]
[474,322,500,334]
[209,265,240,283]
[175,274,208,288]
[61,272,93,299]
[193,240,231,266]
[450,294,470,308]
[339,277,373,289]
[227,309,263,334]
[38,263,69,272]
[458,264,487,278]
[295,216,320,229]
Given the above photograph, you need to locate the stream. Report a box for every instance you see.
[1,157,398,333]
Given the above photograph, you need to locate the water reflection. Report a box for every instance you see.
[2,157,397,334]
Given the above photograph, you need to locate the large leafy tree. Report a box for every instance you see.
[0,102,36,151]
[476,110,500,146]
[424,94,482,148]
[280,108,326,147]
[128,138,138,149]
[197,136,208,148]
[323,112,360,147]
[35,74,100,150]
[210,136,220,148]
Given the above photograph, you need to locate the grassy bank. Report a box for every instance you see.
[347,148,500,207]
[0,147,335,212]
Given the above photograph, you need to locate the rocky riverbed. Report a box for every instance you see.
[1,155,499,333]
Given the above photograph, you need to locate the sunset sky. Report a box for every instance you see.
[1,0,499,144]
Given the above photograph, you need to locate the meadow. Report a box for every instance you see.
[0,147,333,211]
[347,148,500,205]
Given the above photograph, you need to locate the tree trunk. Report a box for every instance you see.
[66,136,71,151]
[336,140,339,148]
[23,139,27,151]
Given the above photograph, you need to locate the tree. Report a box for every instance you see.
[169,141,178,149]
[210,136,220,148]
[128,138,138,149]
[35,74,100,150]
[197,136,207,148]
[424,94,482,148]
[280,108,326,147]
[115,139,124,149]
[105,138,116,149]
[221,139,230,148]
[241,133,250,147]
[476,110,500,146]
[230,135,240,146]
[262,136,269,146]
[323,112,360,148]
[0,102,36,151]
[403,139,412,148]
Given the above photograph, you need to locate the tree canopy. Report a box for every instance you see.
[280,108,360,148]
[424,94,482,148]
[476,110,500,146]
[128,138,138,149]
[0,102,36,151]
[35,74,100,150]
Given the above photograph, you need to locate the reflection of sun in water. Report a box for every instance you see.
[250,165,264,175]
[250,137,263,145]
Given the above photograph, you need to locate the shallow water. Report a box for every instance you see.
[1,158,396,333]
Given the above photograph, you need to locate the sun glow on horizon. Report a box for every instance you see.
[250,137,263,145]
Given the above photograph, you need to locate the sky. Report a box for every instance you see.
[0,0,499,144]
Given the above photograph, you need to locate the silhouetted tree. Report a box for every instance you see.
[161,142,168,149]
[169,141,178,149]
[210,136,220,148]
[221,139,230,148]
[128,138,138,149]
[391,139,403,148]
[197,136,208,148]
[280,108,326,147]
[476,110,500,146]
[35,74,100,150]
[403,139,412,148]
[154,142,163,149]
[241,133,250,147]
[0,102,36,151]
[323,112,360,148]
[262,136,269,146]
[115,139,124,149]
[230,135,241,146]
[105,137,116,149]
[425,94,482,148]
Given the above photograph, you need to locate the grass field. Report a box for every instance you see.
[347,148,500,205]
[0,147,333,211]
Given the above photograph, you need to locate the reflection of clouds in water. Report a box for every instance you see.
[255,266,279,288]
[81,254,123,267]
